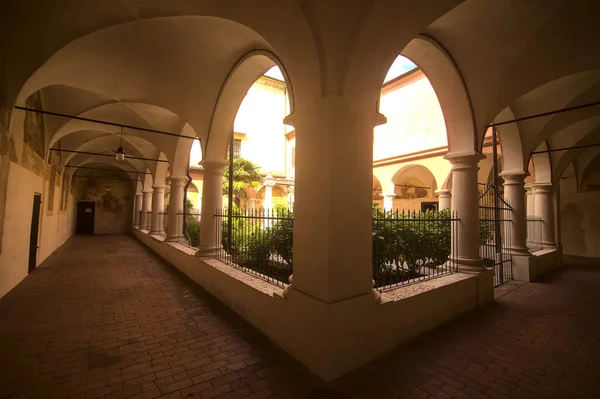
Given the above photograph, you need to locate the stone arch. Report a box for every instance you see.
[494,107,526,174]
[348,34,477,155]
[372,176,383,200]
[530,142,552,184]
[391,164,438,199]
[203,50,294,162]
[171,124,197,179]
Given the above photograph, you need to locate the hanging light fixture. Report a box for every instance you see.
[116,126,125,161]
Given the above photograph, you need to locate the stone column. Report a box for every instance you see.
[435,189,451,210]
[196,161,227,256]
[535,183,557,248]
[263,175,275,228]
[165,177,187,241]
[525,184,535,217]
[133,194,142,228]
[444,152,485,272]
[383,193,395,212]
[141,190,152,230]
[150,185,166,235]
[501,172,530,255]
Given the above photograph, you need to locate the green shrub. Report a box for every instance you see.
[372,205,452,286]
[186,218,200,247]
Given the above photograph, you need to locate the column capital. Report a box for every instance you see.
[152,185,166,193]
[435,189,451,197]
[443,151,485,170]
[134,193,143,198]
[500,171,528,185]
[142,190,153,196]
[169,177,188,187]
[532,182,554,193]
[199,160,228,173]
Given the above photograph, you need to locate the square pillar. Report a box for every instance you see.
[286,96,380,304]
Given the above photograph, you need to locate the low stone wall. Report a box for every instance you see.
[133,227,492,381]
[512,248,562,282]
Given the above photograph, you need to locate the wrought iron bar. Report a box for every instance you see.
[14,106,198,140]
[49,148,168,163]
[487,100,600,127]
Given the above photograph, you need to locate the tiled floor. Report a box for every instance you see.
[1,235,599,399]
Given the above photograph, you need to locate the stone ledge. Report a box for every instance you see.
[381,273,473,302]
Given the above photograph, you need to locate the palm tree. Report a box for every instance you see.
[222,157,262,206]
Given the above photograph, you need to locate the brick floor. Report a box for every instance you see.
[1,235,599,399]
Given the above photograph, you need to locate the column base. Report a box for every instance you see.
[507,246,531,256]
[150,229,164,235]
[452,256,486,273]
[195,247,220,258]
[165,235,184,242]
[542,242,558,250]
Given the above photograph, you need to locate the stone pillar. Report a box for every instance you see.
[535,183,557,248]
[133,194,142,228]
[444,152,485,272]
[501,172,530,255]
[165,177,187,241]
[383,193,395,212]
[141,190,152,230]
[150,185,166,235]
[247,198,257,211]
[263,175,275,228]
[287,96,379,304]
[525,184,535,217]
[435,189,451,210]
[196,161,227,256]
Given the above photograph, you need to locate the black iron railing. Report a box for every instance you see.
[372,208,459,291]
[215,208,293,287]
[479,184,513,287]
[527,217,543,251]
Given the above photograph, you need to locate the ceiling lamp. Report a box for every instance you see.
[116,127,126,161]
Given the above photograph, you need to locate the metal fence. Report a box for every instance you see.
[372,209,459,291]
[527,217,543,251]
[479,184,512,287]
[215,208,293,287]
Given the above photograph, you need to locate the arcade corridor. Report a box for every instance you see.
[0,236,598,399]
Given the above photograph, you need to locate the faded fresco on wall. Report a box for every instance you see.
[23,92,45,159]
[78,177,132,234]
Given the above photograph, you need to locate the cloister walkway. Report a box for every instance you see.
[1,236,599,399]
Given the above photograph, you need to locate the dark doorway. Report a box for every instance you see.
[76,201,95,234]
[421,201,438,212]
[28,193,42,273]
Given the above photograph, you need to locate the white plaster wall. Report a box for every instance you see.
[560,191,600,259]
[0,161,75,298]
[374,75,447,161]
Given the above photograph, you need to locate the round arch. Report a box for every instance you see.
[203,49,295,162]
